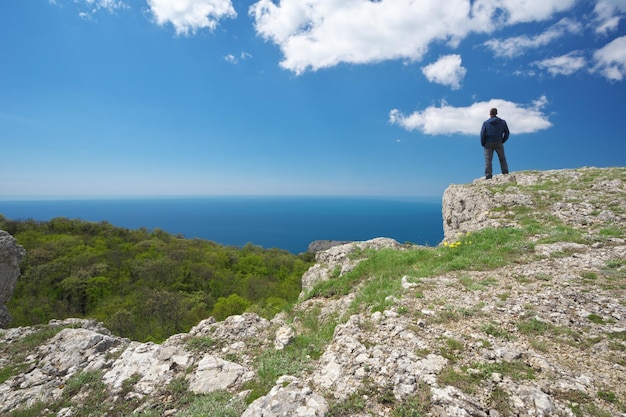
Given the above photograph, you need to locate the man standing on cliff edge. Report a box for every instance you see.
[480,108,509,179]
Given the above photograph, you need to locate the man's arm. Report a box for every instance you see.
[480,123,486,146]
[502,121,510,143]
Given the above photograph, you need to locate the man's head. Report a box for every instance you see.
[490,108,498,116]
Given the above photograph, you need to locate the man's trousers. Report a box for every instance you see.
[483,141,509,179]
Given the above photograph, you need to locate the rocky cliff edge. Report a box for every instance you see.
[1,167,624,417]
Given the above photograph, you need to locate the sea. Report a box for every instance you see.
[0,196,444,254]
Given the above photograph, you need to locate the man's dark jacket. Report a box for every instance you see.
[480,117,509,146]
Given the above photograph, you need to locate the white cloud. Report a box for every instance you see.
[87,0,127,12]
[422,55,467,90]
[249,0,576,74]
[533,51,587,76]
[50,0,128,19]
[592,35,626,80]
[147,0,237,36]
[484,18,582,58]
[592,0,626,34]
[389,96,552,136]
[488,0,577,24]
[224,51,252,64]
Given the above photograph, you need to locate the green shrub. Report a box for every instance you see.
[211,294,250,321]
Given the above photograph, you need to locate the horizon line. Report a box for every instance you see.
[0,194,442,201]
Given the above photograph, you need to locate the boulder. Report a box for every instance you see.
[307,240,352,253]
[242,376,328,417]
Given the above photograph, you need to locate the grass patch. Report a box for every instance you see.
[608,331,626,342]
[0,325,71,387]
[459,275,498,291]
[580,271,597,281]
[587,313,610,324]
[327,392,367,416]
[529,338,550,352]
[482,322,515,341]
[305,228,534,308]
[479,361,535,381]
[431,305,481,324]
[329,381,433,417]
[119,373,142,398]
[0,362,30,384]
[601,259,626,286]
[516,318,553,335]
[598,390,617,403]
[7,401,55,417]
[599,226,624,238]
[434,229,532,272]
[4,326,65,357]
[64,370,104,398]
[177,390,246,417]
[439,337,465,363]
[157,376,196,414]
[488,386,513,416]
[554,390,614,417]
[439,360,535,395]
[534,272,552,281]
[293,305,339,360]
[351,272,403,314]
[63,370,110,414]
[185,336,221,352]
[391,382,432,416]
[243,348,309,404]
[437,367,476,394]
[8,367,141,417]
[537,225,586,245]
[244,306,338,403]
[605,259,625,269]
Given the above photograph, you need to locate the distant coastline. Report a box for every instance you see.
[0,196,444,253]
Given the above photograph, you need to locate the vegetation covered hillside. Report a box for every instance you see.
[0,217,313,342]
[0,167,624,417]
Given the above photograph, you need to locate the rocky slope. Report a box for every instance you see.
[0,167,624,417]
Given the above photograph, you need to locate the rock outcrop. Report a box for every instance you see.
[307,240,352,253]
[442,168,625,242]
[0,230,26,328]
[1,167,624,416]
[300,237,403,297]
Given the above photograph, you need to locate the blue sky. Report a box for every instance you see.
[1,0,625,198]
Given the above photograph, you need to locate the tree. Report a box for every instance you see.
[5,217,313,342]
[85,276,112,311]
[211,294,250,321]
[59,276,88,315]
